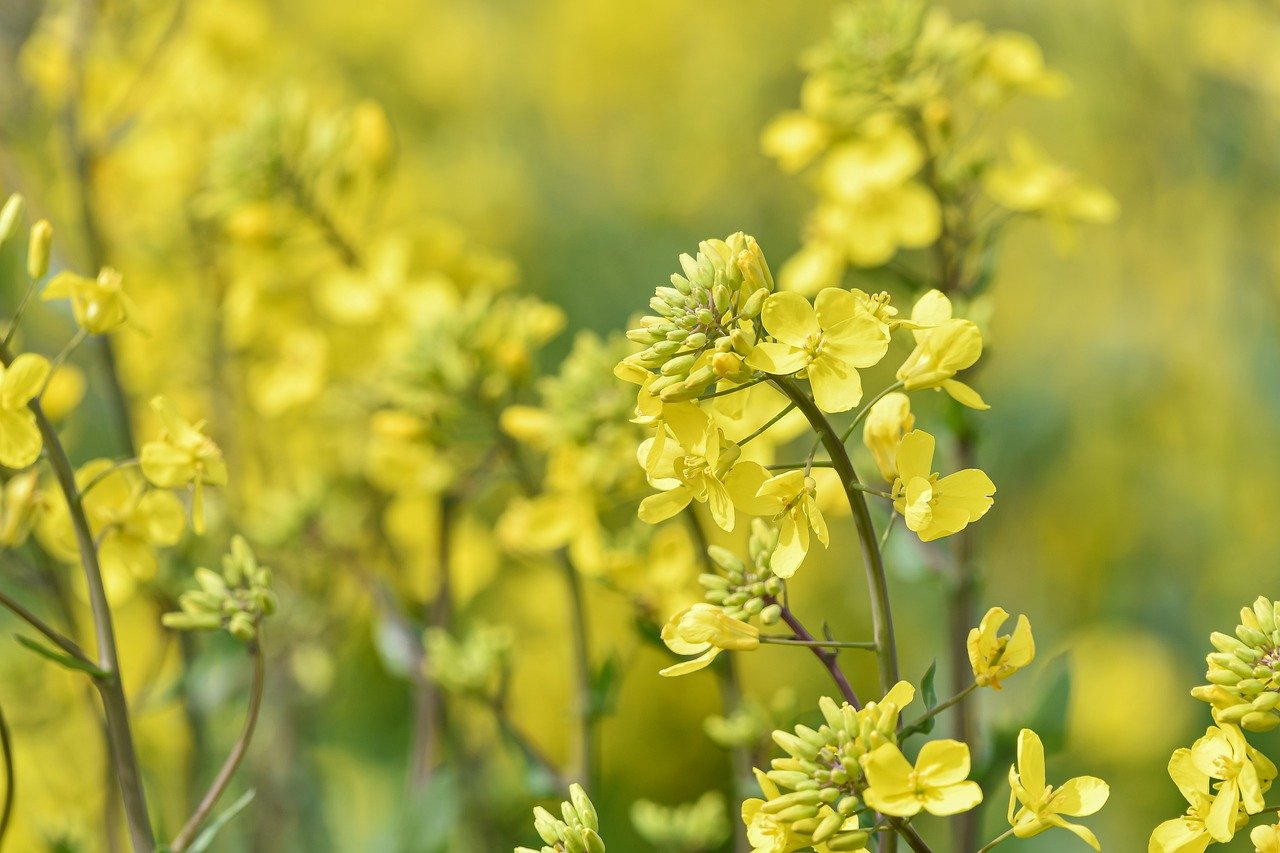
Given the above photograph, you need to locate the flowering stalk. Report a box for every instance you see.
[767,596,862,709]
[171,641,266,852]
[0,340,156,851]
[771,376,900,693]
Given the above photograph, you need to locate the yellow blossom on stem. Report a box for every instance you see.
[863,391,914,482]
[984,133,1119,251]
[968,606,1035,688]
[1149,748,1242,853]
[891,429,995,542]
[746,289,889,413]
[741,768,810,853]
[0,353,50,469]
[1008,728,1109,849]
[660,603,759,677]
[725,463,828,578]
[140,395,228,534]
[895,290,988,409]
[638,406,742,531]
[1190,724,1276,842]
[860,739,983,817]
[41,267,138,334]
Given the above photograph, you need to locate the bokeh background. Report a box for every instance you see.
[0,0,1278,850]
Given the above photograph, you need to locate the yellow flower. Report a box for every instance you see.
[968,606,1035,688]
[976,32,1069,101]
[1008,728,1109,849]
[745,289,890,412]
[638,405,742,531]
[140,396,228,534]
[860,739,983,817]
[863,392,914,482]
[741,768,809,853]
[660,603,759,677]
[0,353,50,469]
[1191,724,1276,842]
[984,133,1118,251]
[41,267,138,334]
[761,111,829,173]
[1150,748,1239,853]
[0,470,42,546]
[725,463,829,578]
[891,430,995,542]
[40,459,185,601]
[1253,823,1280,853]
[895,290,988,409]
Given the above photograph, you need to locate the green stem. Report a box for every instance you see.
[759,636,877,650]
[0,698,12,848]
[699,375,767,400]
[900,683,979,738]
[170,641,265,852]
[3,273,39,349]
[3,336,155,852]
[738,403,795,447]
[839,381,906,443]
[766,461,834,471]
[976,828,1015,853]
[772,377,900,693]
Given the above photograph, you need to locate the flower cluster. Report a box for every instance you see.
[423,621,513,700]
[162,536,277,643]
[761,0,1116,293]
[1152,598,1280,851]
[516,784,605,853]
[630,792,729,852]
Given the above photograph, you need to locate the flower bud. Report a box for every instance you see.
[27,219,51,280]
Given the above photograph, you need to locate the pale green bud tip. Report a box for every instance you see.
[0,194,24,245]
[27,220,52,280]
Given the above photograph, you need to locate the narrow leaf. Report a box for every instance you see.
[14,635,108,678]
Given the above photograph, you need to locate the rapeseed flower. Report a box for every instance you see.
[0,353,50,469]
[746,289,890,413]
[141,395,228,534]
[968,606,1035,688]
[860,739,982,817]
[660,603,759,677]
[1007,728,1109,849]
[891,429,995,541]
[895,290,988,409]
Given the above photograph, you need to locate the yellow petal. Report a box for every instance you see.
[761,291,820,348]
[745,341,809,376]
[1,354,50,410]
[1051,776,1109,818]
[924,780,983,817]
[0,409,42,469]
[808,355,863,413]
[659,647,719,677]
[1016,729,1047,796]
[638,487,692,524]
[916,738,973,787]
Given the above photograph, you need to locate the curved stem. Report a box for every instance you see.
[0,341,155,851]
[171,641,265,852]
[0,698,12,848]
[768,597,861,710]
[772,377,900,693]
[738,403,795,447]
[839,380,906,443]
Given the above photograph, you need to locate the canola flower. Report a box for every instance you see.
[659,603,760,677]
[1007,728,1109,849]
[968,606,1036,689]
[892,429,996,542]
[140,395,228,534]
[860,739,983,818]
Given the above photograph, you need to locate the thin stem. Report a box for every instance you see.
[759,636,877,650]
[766,460,834,471]
[48,327,87,377]
[3,275,39,349]
[79,457,141,499]
[850,483,893,500]
[0,340,155,852]
[497,428,597,791]
[738,403,795,447]
[698,375,767,400]
[170,641,265,852]
[879,512,898,552]
[280,169,362,269]
[0,698,12,848]
[0,587,92,666]
[839,381,906,443]
[889,819,932,853]
[901,683,979,737]
[769,597,861,710]
[772,377,900,693]
[976,827,1015,853]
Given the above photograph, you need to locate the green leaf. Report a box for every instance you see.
[588,653,622,719]
[14,635,109,678]
[187,789,256,853]
[919,660,939,733]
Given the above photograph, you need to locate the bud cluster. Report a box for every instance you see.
[162,536,276,642]
[700,520,785,625]
[630,791,728,852]
[423,621,512,699]
[1192,596,1280,732]
[763,689,913,849]
[624,233,773,402]
[516,784,605,853]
